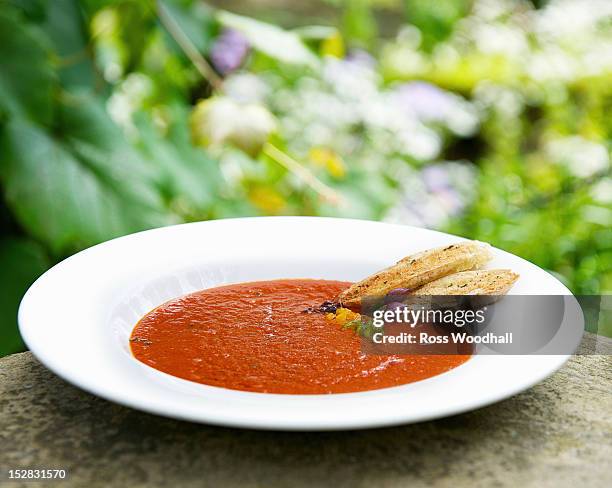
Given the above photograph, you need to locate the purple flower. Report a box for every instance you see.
[422,165,451,192]
[436,187,464,215]
[422,165,466,215]
[210,29,250,75]
[392,81,453,121]
[345,48,377,69]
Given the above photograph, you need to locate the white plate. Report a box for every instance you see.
[19,217,580,430]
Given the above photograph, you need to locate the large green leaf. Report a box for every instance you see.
[10,0,48,22]
[134,109,222,213]
[217,10,318,67]
[58,93,165,210]
[0,7,56,125]
[0,96,177,255]
[40,0,97,89]
[0,238,50,356]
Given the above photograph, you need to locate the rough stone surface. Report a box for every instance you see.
[1,333,611,488]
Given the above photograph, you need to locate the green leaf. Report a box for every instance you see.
[217,10,319,67]
[10,0,48,22]
[114,0,156,72]
[0,238,50,357]
[0,7,56,125]
[0,96,177,255]
[403,0,471,51]
[133,109,222,213]
[342,0,377,48]
[161,0,217,54]
[58,92,164,210]
[40,0,98,89]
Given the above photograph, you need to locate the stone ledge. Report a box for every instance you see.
[1,333,611,487]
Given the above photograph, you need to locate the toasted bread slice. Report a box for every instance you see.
[337,241,492,307]
[411,269,519,296]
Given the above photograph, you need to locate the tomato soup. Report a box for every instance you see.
[130,279,469,394]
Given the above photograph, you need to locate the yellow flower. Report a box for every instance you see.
[248,187,286,214]
[309,147,346,179]
[320,31,345,59]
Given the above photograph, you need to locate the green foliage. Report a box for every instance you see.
[41,0,98,88]
[0,8,55,125]
[0,0,611,356]
[0,97,175,255]
[403,0,470,50]
[0,238,50,356]
[160,0,216,54]
[134,106,223,215]
[342,0,378,48]
[217,10,319,66]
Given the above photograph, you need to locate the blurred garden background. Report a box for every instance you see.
[0,0,611,355]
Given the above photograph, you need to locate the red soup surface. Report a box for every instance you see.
[130,279,470,394]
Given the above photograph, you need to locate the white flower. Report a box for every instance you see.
[547,136,610,178]
[107,73,153,137]
[224,72,270,104]
[190,97,276,156]
[591,178,612,204]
